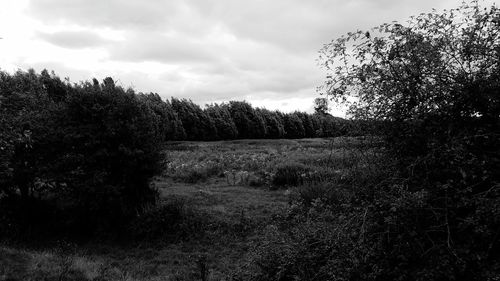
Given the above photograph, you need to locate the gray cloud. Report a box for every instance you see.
[27,0,463,56]
[185,0,460,53]
[109,32,216,63]
[36,30,109,49]
[21,0,477,113]
[28,0,460,53]
[28,0,177,29]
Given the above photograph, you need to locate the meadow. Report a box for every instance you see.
[0,137,381,281]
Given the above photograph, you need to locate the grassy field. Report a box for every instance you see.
[1,137,380,281]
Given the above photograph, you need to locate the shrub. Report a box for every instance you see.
[246,2,500,280]
[183,169,210,183]
[128,197,208,241]
[271,162,309,187]
[0,72,164,238]
[173,164,223,183]
[295,184,351,208]
[245,201,368,281]
[248,175,265,187]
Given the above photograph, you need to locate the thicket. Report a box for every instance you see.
[246,1,500,280]
[0,71,164,239]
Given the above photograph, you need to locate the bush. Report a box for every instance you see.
[318,2,500,279]
[183,169,210,183]
[0,71,164,238]
[295,184,351,208]
[128,197,208,242]
[272,162,309,187]
[173,164,223,183]
[246,2,500,280]
[245,201,368,281]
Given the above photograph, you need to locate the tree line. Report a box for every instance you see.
[140,94,359,141]
[0,69,367,144]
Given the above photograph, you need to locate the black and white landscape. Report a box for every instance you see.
[1,1,499,280]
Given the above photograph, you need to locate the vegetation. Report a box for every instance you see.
[247,1,500,280]
[0,71,164,238]
[166,98,354,141]
[1,1,498,280]
[1,138,369,280]
[0,69,363,240]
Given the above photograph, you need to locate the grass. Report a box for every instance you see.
[0,137,382,281]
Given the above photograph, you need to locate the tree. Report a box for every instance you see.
[228,101,266,139]
[320,0,500,151]
[138,93,186,141]
[49,78,163,232]
[316,2,500,279]
[313,97,329,115]
[284,112,305,139]
[310,114,324,137]
[257,108,285,139]
[0,71,164,237]
[295,111,315,137]
[0,69,56,201]
[171,98,216,140]
[205,103,238,140]
[319,1,500,123]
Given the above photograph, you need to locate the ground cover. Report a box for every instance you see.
[1,137,375,281]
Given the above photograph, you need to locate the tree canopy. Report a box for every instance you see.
[311,1,500,279]
[320,1,500,122]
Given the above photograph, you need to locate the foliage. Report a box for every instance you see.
[320,2,500,124]
[296,111,316,137]
[162,138,369,188]
[272,162,309,187]
[171,98,216,141]
[0,70,164,238]
[313,97,329,115]
[230,2,500,281]
[54,78,163,231]
[246,199,368,281]
[283,112,306,139]
[138,93,186,141]
[1,138,381,280]
[205,103,239,140]
[128,197,208,242]
[258,108,286,139]
[257,1,500,280]
[228,101,267,139]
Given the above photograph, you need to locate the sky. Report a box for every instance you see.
[0,0,496,116]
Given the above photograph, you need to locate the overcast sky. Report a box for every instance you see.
[0,0,496,115]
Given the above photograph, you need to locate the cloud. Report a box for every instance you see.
[36,30,109,49]
[11,0,491,115]
[109,31,216,63]
[27,0,177,29]
[184,0,462,53]
[26,0,467,56]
